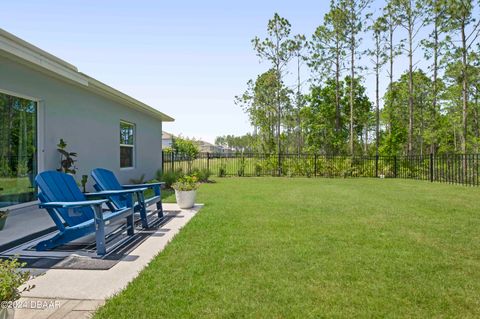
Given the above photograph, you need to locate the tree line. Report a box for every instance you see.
[226,0,480,156]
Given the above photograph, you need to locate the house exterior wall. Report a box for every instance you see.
[0,56,163,190]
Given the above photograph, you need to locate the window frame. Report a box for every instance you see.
[120,120,136,169]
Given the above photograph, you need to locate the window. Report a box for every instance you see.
[0,91,37,207]
[120,121,135,168]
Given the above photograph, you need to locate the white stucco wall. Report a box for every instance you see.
[0,55,163,190]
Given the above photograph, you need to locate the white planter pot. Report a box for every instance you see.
[175,190,197,209]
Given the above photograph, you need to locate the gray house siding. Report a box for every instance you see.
[0,56,163,190]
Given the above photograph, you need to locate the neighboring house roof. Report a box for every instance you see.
[0,28,174,122]
[196,140,223,152]
[162,131,174,139]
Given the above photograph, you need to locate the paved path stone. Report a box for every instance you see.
[13,298,104,319]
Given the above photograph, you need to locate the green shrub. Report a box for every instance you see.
[0,257,34,302]
[237,157,246,177]
[191,168,211,182]
[254,162,262,176]
[218,164,226,177]
[156,169,184,189]
[129,174,146,184]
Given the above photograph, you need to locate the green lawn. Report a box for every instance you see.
[95,178,480,318]
[0,177,33,196]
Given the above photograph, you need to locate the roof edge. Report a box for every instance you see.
[0,28,174,122]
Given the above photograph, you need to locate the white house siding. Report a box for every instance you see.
[0,55,163,190]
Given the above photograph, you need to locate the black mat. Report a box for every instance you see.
[0,210,182,270]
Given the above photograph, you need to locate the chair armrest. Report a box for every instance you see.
[85,189,147,197]
[123,182,165,189]
[39,199,108,209]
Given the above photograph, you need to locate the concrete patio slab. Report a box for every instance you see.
[0,204,55,248]
[11,202,202,319]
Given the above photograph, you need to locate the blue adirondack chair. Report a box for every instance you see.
[35,171,142,255]
[91,168,164,228]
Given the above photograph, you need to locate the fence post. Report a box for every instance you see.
[277,153,282,176]
[171,152,174,172]
[394,156,397,178]
[207,152,210,172]
[314,154,317,177]
[430,153,434,182]
[162,151,165,173]
[375,154,379,178]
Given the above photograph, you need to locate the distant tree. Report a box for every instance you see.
[443,0,480,155]
[392,0,425,154]
[252,13,295,172]
[383,1,404,138]
[291,34,308,154]
[366,15,388,155]
[309,0,348,138]
[302,76,372,154]
[421,0,448,154]
[382,70,436,155]
[236,70,291,154]
[172,137,199,173]
[340,0,373,155]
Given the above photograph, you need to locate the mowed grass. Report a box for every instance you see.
[95,178,480,318]
[0,177,33,195]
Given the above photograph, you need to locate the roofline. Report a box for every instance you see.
[0,28,174,122]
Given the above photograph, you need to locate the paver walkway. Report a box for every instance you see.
[11,203,202,319]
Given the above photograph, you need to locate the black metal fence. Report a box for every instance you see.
[161,152,480,186]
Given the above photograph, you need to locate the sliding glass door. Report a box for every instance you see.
[0,92,37,208]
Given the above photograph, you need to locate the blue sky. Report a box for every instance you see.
[1,1,475,143]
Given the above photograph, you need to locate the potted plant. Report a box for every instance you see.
[0,257,34,319]
[57,139,77,175]
[0,210,8,231]
[173,174,199,209]
[81,175,89,193]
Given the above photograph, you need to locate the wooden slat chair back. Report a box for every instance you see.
[91,168,164,228]
[36,171,94,227]
[91,168,125,210]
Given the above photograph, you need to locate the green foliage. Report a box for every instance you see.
[0,93,36,179]
[129,174,146,185]
[0,210,8,218]
[191,168,212,183]
[163,147,173,154]
[218,164,227,177]
[57,139,77,174]
[172,138,199,159]
[0,257,34,302]
[81,175,88,193]
[157,169,184,189]
[236,69,292,154]
[382,70,437,155]
[172,137,199,173]
[237,156,246,177]
[231,1,480,157]
[302,77,372,155]
[215,134,257,152]
[254,162,262,176]
[172,174,199,191]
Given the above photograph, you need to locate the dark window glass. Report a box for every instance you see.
[120,146,133,168]
[120,122,134,145]
[0,92,37,208]
[120,122,135,168]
